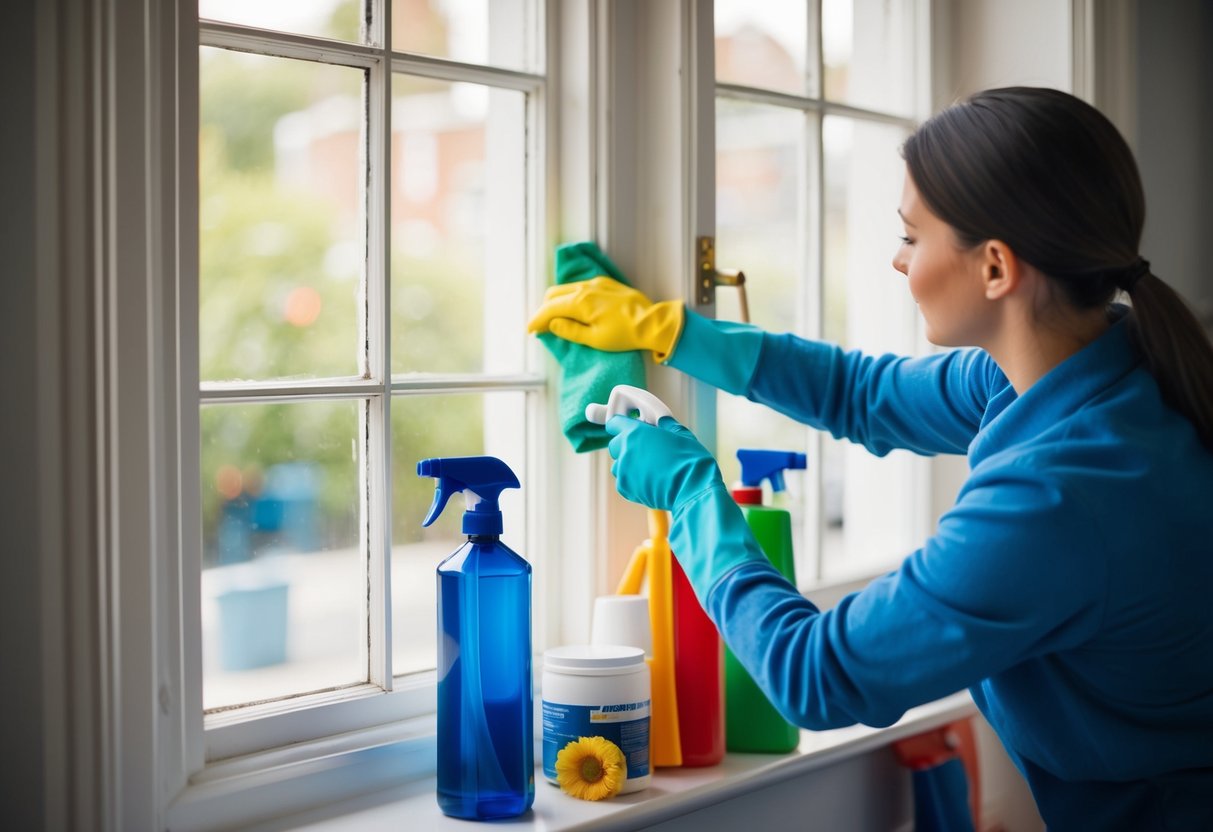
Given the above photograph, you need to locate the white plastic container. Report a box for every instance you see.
[541,645,652,794]
[590,595,652,655]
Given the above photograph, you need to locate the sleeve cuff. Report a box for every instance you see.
[669,482,771,606]
[666,308,766,396]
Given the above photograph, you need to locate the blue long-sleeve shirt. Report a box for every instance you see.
[666,308,1213,829]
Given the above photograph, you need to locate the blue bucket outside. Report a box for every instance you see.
[217,583,289,671]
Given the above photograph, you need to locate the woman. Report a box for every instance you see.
[528,88,1213,828]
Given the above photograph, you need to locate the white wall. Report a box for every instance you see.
[1134,0,1213,328]
[940,0,1073,100]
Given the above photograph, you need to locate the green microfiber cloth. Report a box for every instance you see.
[538,242,646,452]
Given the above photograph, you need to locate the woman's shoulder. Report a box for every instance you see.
[967,398,1213,534]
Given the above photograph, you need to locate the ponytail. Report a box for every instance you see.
[1125,273,1213,451]
[904,87,1213,451]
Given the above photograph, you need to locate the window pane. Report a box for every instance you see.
[715,99,810,488]
[200,400,365,710]
[200,48,364,382]
[199,0,366,43]
[390,392,529,677]
[822,115,919,579]
[391,76,528,375]
[714,0,811,96]
[823,0,918,116]
[391,0,535,72]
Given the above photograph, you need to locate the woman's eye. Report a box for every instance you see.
[899,235,914,246]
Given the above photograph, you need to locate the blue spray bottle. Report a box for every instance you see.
[418,456,535,820]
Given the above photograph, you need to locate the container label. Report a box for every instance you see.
[542,699,650,782]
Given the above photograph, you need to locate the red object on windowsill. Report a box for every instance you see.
[671,555,726,766]
[892,718,982,829]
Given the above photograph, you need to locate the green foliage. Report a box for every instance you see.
[200,130,360,381]
[200,49,312,174]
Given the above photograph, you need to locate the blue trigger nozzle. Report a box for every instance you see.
[417,456,520,536]
[737,449,808,492]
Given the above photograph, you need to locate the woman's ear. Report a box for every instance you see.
[981,240,1020,300]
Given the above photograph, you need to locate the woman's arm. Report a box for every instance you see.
[667,309,1002,456]
[669,459,1106,730]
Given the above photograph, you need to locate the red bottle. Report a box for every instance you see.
[671,555,726,766]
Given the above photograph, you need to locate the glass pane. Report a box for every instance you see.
[200,47,364,382]
[823,0,918,116]
[200,400,365,710]
[391,76,528,375]
[715,99,810,489]
[715,0,811,96]
[199,0,366,43]
[822,115,918,579]
[390,392,529,677]
[391,0,534,72]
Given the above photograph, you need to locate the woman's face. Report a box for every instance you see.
[892,171,991,348]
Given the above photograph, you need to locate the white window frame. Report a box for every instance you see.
[30,0,566,827]
[192,2,553,761]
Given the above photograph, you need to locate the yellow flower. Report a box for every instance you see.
[555,736,627,801]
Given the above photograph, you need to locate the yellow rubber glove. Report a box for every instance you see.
[526,276,686,363]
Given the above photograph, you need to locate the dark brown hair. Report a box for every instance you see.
[903,86,1213,450]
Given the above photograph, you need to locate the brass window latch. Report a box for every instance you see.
[696,236,750,324]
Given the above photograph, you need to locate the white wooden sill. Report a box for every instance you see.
[168,691,976,832]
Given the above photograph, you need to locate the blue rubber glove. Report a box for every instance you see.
[604,414,771,603]
[603,415,724,512]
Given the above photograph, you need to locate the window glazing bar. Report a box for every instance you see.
[199,20,381,68]
[390,374,546,394]
[366,0,393,691]
[199,378,385,403]
[199,374,546,403]
[715,81,919,130]
[388,54,544,92]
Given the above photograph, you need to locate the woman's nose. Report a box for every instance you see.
[891,251,908,275]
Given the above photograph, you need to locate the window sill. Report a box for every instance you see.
[195,692,975,832]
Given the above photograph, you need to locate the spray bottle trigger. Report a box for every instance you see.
[422,479,456,527]
[585,384,674,427]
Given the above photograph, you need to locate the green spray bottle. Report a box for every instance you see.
[725,449,807,753]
